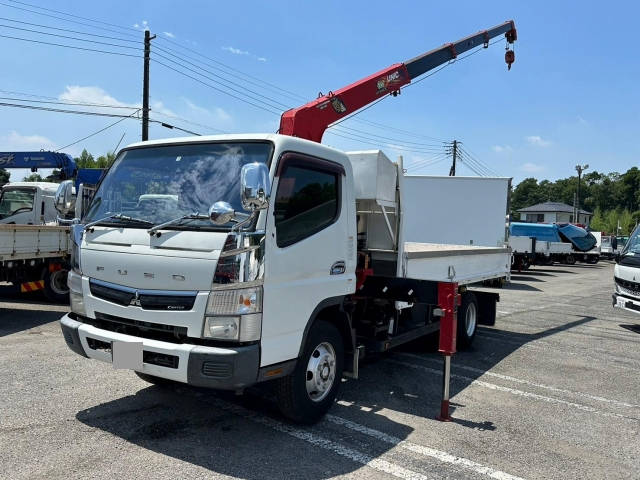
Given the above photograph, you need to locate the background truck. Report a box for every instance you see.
[508,235,573,269]
[613,224,640,315]
[0,223,70,301]
[0,182,60,225]
[58,20,518,423]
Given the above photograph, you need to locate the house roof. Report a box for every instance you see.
[517,201,592,215]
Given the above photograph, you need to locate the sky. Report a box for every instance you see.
[0,0,638,184]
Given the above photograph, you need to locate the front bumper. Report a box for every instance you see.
[612,293,640,315]
[60,314,259,390]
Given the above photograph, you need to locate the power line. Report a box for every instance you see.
[0,33,141,57]
[0,96,139,110]
[0,0,139,39]
[0,22,141,50]
[151,58,282,116]
[57,109,140,151]
[149,118,201,136]
[152,48,290,111]
[0,101,140,118]
[0,15,139,43]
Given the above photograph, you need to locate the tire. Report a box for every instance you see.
[564,254,576,265]
[276,321,344,424]
[457,292,478,349]
[586,255,599,264]
[42,267,70,303]
[135,371,177,386]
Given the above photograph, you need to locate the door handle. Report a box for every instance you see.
[330,261,346,275]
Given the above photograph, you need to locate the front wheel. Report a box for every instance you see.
[564,254,576,265]
[276,321,344,424]
[457,292,478,349]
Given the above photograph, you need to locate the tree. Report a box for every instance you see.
[22,173,43,182]
[0,168,9,185]
[74,149,95,168]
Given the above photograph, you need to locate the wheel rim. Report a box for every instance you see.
[465,302,477,337]
[49,270,69,295]
[305,341,336,402]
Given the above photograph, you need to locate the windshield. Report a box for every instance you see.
[622,226,640,256]
[84,142,273,229]
[0,187,35,219]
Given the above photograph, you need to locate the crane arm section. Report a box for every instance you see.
[279,20,517,143]
[0,151,77,179]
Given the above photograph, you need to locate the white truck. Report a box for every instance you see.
[613,224,640,315]
[508,236,573,269]
[0,182,71,301]
[59,135,511,422]
[58,20,520,422]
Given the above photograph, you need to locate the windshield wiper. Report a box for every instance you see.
[147,213,209,235]
[84,213,154,231]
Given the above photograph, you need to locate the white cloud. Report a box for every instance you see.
[577,115,589,126]
[525,135,551,147]
[163,31,175,39]
[59,85,136,108]
[0,130,57,151]
[183,98,231,123]
[222,46,249,56]
[492,145,513,153]
[257,57,267,62]
[58,85,175,117]
[521,162,545,173]
[133,20,149,31]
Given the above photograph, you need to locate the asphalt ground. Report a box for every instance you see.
[1,261,639,479]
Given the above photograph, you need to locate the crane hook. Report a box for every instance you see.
[505,49,515,70]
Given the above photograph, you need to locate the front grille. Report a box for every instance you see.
[90,312,188,344]
[202,361,232,378]
[89,279,196,311]
[615,276,640,297]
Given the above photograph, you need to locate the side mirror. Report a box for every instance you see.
[54,180,76,215]
[209,201,235,225]
[241,163,270,211]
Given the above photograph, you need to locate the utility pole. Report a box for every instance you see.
[142,29,156,141]
[448,140,458,176]
[575,164,589,223]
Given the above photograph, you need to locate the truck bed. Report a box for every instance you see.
[402,242,510,285]
[0,224,70,261]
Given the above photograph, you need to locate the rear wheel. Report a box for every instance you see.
[457,292,478,349]
[564,254,576,265]
[276,321,344,424]
[42,267,69,303]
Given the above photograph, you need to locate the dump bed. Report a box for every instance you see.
[402,242,511,285]
[0,224,70,261]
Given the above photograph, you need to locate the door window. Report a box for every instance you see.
[274,162,340,247]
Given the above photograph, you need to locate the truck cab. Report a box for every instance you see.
[0,182,59,225]
[60,135,357,422]
[613,224,640,315]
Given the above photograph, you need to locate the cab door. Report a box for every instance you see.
[261,152,355,366]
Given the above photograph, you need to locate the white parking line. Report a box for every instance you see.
[397,353,640,410]
[209,397,432,480]
[326,414,526,480]
[387,359,637,422]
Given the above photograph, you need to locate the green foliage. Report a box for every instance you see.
[512,166,640,234]
[74,149,116,169]
[0,168,9,184]
[22,173,43,182]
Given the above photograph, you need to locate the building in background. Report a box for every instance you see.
[518,201,592,226]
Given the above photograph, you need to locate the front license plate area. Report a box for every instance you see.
[616,297,627,309]
[112,341,143,370]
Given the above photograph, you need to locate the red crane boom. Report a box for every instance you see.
[279,20,517,143]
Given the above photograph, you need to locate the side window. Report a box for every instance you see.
[274,163,340,247]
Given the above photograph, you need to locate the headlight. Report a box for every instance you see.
[204,286,262,341]
[68,270,86,316]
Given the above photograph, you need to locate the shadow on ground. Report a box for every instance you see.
[74,312,597,478]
